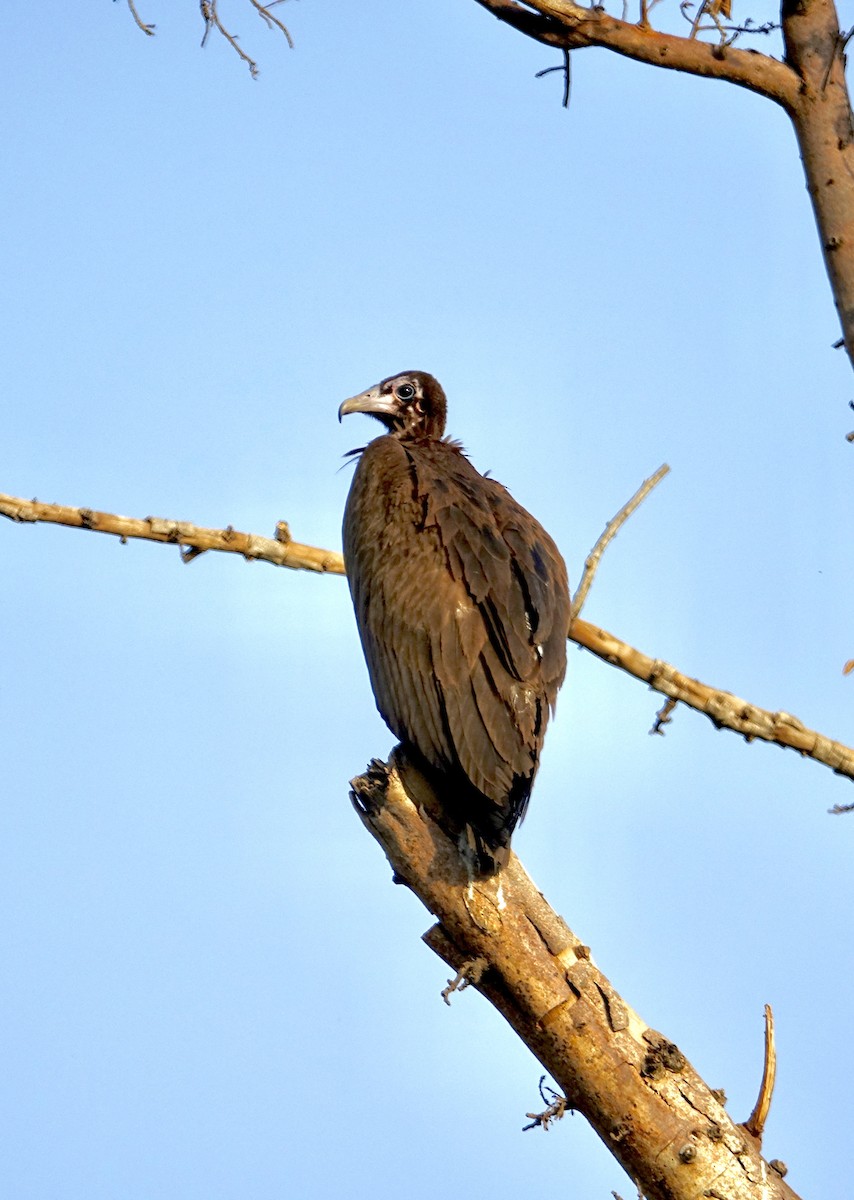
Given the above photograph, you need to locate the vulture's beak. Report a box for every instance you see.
[338,387,399,423]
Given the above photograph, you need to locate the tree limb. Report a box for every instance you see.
[472,0,801,111]
[570,619,854,782]
[781,0,854,370]
[2,490,851,784]
[0,493,342,574]
[350,750,801,1200]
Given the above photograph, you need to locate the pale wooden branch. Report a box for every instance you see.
[200,0,259,78]
[349,751,801,1200]
[472,0,801,112]
[126,0,155,36]
[3,491,852,784]
[4,489,852,785]
[571,619,854,782]
[0,493,343,574]
[248,0,294,49]
[571,463,669,622]
[744,1004,777,1141]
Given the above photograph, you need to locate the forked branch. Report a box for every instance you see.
[473,0,854,379]
[473,0,800,111]
[124,0,293,74]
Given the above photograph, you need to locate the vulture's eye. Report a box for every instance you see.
[395,383,416,402]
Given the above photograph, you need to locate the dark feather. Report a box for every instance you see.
[340,371,570,874]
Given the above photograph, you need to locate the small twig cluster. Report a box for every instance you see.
[522,1076,569,1131]
[122,0,293,77]
[679,0,781,48]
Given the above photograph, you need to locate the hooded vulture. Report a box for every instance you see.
[339,371,570,875]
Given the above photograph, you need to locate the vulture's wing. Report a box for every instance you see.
[343,437,569,833]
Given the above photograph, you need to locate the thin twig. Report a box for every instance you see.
[248,0,294,48]
[534,49,572,106]
[200,0,259,78]
[744,1004,777,1140]
[127,0,155,35]
[571,463,669,623]
[3,489,852,786]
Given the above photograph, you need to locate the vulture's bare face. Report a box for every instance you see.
[338,371,447,440]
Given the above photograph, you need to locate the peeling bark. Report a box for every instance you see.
[351,750,802,1200]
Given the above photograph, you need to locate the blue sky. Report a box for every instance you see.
[2,2,853,1196]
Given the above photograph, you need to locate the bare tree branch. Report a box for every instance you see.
[0,493,342,574]
[473,0,854,379]
[126,0,155,36]
[781,0,854,369]
[571,463,669,622]
[125,0,294,70]
[200,0,259,78]
[744,1005,777,1142]
[349,751,802,1200]
[472,0,801,111]
[3,488,851,786]
[571,618,854,782]
[248,0,293,49]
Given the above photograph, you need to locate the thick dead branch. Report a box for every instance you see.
[782,0,854,369]
[473,0,800,111]
[350,751,802,1200]
[3,489,851,784]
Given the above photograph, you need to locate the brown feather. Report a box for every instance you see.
[340,371,570,874]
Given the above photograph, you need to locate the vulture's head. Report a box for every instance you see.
[338,371,447,441]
